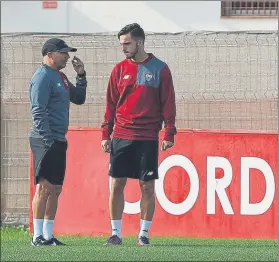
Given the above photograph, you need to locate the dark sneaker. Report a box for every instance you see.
[31,235,48,246]
[138,236,150,246]
[45,237,66,246]
[104,235,122,245]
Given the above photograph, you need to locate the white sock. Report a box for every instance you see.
[139,220,152,238]
[33,218,44,241]
[111,219,122,238]
[43,219,54,240]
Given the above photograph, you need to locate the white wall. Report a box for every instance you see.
[1,1,68,33]
[1,1,278,33]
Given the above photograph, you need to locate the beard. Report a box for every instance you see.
[125,45,139,60]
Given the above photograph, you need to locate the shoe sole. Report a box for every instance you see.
[31,240,63,246]
[43,242,66,246]
[31,241,44,246]
[138,241,150,246]
[103,242,122,246]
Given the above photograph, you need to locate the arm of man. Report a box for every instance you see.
[160,65,177,150]
[66,56,87,105]
[101,67,120,142]
[30,73,53,148]
[62,72,87,105]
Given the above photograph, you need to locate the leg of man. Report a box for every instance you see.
[109,177,127,238]
[30,137,53,246]
[138,180,155,244]
[43,185,62,240]
[105,138,134,245]
[32,178,54,245]
[135,140,159,245]
[41,140,67,245]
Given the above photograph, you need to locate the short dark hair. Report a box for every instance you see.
[118,23,145,42]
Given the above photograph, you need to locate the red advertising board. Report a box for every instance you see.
[42,1,57,9]
[30,128,278,239]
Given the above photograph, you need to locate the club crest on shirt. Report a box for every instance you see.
[145,73,153,81]
[123,74,130,80]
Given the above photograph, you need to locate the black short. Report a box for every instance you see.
[109,138,159,181]
[29,137,68,185]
